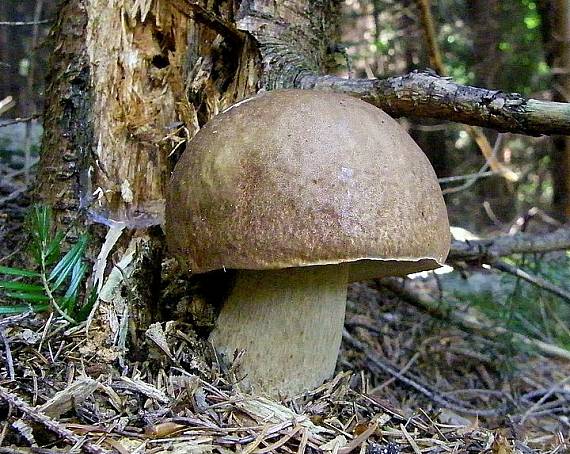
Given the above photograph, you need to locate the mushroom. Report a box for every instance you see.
[166,89,450,397]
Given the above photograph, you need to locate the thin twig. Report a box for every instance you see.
[371,352,420,394]
[441,134,506,194]
[0,312,31,328]
[0,114,41,128]
[0,188,27,205]
[0,20,52,26]
[0,329,15,380]
[0,386,109,454]
[343,330,509,417]
[0,403,12,447]
[378,278,570,361]
[438,170,496,184]
[520,376,570,424]
[490,260,570,303]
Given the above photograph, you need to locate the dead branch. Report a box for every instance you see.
[449,227,570,261]
[0,114,41,128]
[237,2,570,138]
[0,330,15,381]
[378,278,570,362]
[0,386,109,454]
[0,20,52,26]
[490,260,570,302]
[298,71,570,136]
[415,0,444,73]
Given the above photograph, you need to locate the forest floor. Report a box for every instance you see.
[1,153,569,453]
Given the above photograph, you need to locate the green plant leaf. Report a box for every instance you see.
[0,303,50,315]
[60,262,86,312]
[0,280,45,293]
[28,205,52,263]
[44,231,64,266]
[5,291,50,302]
[2,205,93,324]
[0,266,41,278]
[49,235,88,290]
[64,261,87,301]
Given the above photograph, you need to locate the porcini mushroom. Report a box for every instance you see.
[166,90,450,397]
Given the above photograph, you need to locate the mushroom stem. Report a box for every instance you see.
[209,264,349,397]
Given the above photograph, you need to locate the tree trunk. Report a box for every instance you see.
[538,0,570,220]
[467,0,516,226]
[37,0,341,361]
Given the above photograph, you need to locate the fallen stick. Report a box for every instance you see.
[377,278,570,362]
[448,227,570,262]
[490,259,570,303]
[0,386,109,454]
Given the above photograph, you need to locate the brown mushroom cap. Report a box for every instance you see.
[166,89,450,280]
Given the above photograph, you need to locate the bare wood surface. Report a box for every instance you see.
[0,96,15,116]
[448,227,570,261]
